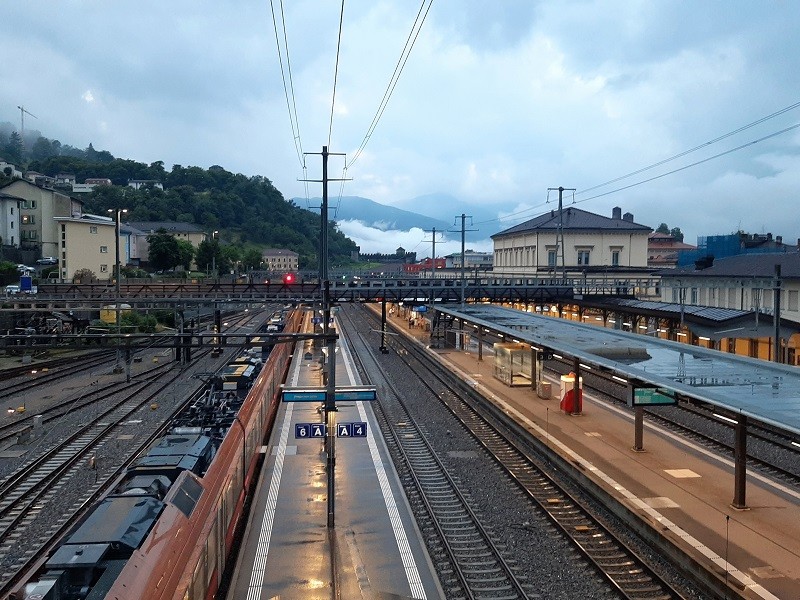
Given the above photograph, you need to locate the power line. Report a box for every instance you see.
[474,120,800,228]
[347,0,433,169]
[328,0,346,148]
[578,99,800,196]
[269,0,305,170]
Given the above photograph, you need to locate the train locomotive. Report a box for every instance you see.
[18,308,301,600]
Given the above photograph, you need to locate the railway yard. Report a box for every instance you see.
[1,300,798,599]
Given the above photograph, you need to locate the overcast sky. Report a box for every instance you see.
[2,1,799,257]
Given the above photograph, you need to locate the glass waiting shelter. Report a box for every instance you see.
[493,342,533,386]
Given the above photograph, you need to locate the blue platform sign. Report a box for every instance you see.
[282,386,377,402]
[283,390,327,402]
[337,422,368,438]
[295,423,327,438]
[334,389,377,402]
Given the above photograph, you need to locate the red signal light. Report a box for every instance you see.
[283,273,295,284]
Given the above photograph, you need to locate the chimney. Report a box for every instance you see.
[612,207,622,219]
[776,235,783,245]
[623,212,633,222]
[767,232,773,241]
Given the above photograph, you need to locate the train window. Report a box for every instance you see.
[172,475,204,518]
[206,522,218,585]
[192,551,207,600]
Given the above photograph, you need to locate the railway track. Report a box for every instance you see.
[0,359,206,593]
[0,307,271,596]
[0,349,118,399]
[341,309,534,599]
[343,305,688,600]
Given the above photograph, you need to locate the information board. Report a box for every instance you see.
[632,388,677,406]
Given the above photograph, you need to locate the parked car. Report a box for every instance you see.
[36,257,58,265]
[17,264,35,274]
[5,284,20,295]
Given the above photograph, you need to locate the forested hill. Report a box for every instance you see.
[18,155,358,268]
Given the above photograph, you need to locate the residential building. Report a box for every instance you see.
[403,258,446,274]
[0,179,82,258]
[71,178,112,193]
[444,250,493,270]
[677,232,799,267]
[121,224,147,266]
[127,179,164,191]
[55,173,76,185]
[126,221,207,266]
[659,253,800,363]
[0,191,22,247]
[0,161,23,179]
[24,171,56,187]
[53,214,118,282]
[648,232,696,268]
[262,248,298,272]
[491,206,652,275]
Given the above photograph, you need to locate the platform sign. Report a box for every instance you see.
[631,388,677,406]
[282,386,377,403]
[337,422,368,438]
[312,316,322,324]
[295,423,327,438]
[334,389,377,402]
[283,389,327,402]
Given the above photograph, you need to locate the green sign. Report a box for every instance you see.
[633,388,677,406]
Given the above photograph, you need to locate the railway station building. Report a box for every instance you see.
[491,206,653,276]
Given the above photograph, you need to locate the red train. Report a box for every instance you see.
[19,309,301,600]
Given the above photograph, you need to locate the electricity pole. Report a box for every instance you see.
[300,146,349,528]
[449,214,477,308]
[548,186,575,283]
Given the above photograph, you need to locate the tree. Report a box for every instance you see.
[31,136,56,162]
[242,248,263,270]
[656,223,670,234]
[3,131,22,164]
[147,230,181,271]
[670,227,684,242]
[195,239,219,273]
[176,239,195,271]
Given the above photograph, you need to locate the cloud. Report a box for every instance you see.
[2,1,799,252]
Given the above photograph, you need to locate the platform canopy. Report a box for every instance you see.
[438,304,800,436]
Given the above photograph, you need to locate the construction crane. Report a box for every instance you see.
[17,105,37,153]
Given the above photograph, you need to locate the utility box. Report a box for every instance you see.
[559,373,583,414]
[537,381,552,399]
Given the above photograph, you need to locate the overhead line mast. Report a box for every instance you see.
[300,146,349,528]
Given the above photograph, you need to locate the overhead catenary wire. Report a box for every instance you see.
[331,0,433,218]
[270,0,305,170]
[328,0,346,148]
[578,99,800,196]
[347,0,433,169]
[473,119,800,228]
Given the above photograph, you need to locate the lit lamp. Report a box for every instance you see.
[107,208,128,374]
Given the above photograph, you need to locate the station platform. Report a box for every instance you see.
[381,305,800,599]
[226,316,444,600]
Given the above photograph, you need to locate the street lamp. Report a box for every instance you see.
[108,208,128,374]
[212,230,219,280]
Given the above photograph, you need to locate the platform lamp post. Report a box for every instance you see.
[108,208,128,374]
[212,230,219,280]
